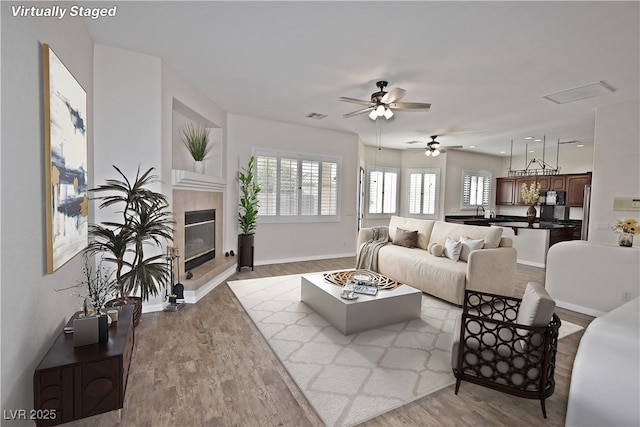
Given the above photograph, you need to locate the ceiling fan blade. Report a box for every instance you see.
[389,102,431,111]
[339,96,373,106]
[381,88,406,104]
[343,106,374,118]
[405,140,424,145]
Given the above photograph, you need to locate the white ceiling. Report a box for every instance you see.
[85,1,639,157]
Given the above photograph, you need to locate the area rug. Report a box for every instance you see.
[227,273,583,427]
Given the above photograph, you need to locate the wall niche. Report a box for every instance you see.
[172,98,223,178]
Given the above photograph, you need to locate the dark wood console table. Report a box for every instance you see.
[33,305,134,426]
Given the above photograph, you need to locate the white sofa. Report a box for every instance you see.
[357,216,517,305]
[565,297,640,426]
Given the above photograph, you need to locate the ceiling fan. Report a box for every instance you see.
[407,135,463,157]
[340,80,431,120]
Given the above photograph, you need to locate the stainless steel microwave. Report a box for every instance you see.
[541,190,566,205]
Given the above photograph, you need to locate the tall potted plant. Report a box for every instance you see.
[181,123,212,173]
[237,156,261,270]
[88,165,173,325]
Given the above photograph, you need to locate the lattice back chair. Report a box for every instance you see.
[451,282,561,418]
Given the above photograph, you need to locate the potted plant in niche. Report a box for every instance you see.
[181,123,212,173]
[237,156,261,271]
[87,165,173,326]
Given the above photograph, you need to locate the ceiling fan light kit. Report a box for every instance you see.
[340,80,430,121]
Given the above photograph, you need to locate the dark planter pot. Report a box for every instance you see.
[238,234,255,271]
[105,296,143,327]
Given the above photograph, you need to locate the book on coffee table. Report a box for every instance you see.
[343,280,378,296]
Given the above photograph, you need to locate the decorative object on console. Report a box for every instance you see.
[43,43,88,274]
[521,181,541,225]
[237,156,261,271]
[55,254,117,314]
[180,122,212,173]
[88,166,174,326]
[612,217,638,247]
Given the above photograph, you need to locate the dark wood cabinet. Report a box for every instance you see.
[496,178,516,205]
[566,173,592,207]
[496,173,591,206]
[538,175,566,191]
[33,306,134,427]
[549,227,577,247]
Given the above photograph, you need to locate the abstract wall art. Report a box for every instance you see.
[43,43,88,273]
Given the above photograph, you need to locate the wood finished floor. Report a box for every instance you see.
[67,257,594,427]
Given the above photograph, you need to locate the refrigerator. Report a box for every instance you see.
[581,184,591,240]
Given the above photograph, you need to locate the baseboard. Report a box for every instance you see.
[142,302,165,314]
[555,299,606,317]
[516,259,546,268]
[255,252,356,266]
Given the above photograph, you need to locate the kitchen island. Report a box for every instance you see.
[490,221,576,267]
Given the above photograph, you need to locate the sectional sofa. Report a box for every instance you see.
[357,216,517,305]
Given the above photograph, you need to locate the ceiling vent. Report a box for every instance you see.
[306,112,327,120]
[542,81,615,104]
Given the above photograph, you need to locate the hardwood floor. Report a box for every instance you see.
[68,257,593,427]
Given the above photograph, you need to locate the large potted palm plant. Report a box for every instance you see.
[237,156,261,270]
[88,165,173,325]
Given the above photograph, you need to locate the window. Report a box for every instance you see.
[461,170,491,209]
[407,168,440,217]
[368,166,398,215]
[255,150,340,222]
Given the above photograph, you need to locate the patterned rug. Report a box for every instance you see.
[227,273,583,427]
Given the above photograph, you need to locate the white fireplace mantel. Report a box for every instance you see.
[172,169,226,191]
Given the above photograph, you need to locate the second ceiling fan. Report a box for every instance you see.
[340,80,431,120]
[408,135,463,157]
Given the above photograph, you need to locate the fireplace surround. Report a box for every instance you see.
[172,190,226,291]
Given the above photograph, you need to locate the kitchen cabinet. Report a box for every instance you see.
[566,173,592,207]
[496,173,591,206]
[496,178,516,205]
[538,175,566,191]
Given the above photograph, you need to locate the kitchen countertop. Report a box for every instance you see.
[490,221,577,229]
[445,215,580,226]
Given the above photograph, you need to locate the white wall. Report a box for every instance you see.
[1,5,93,418]
[442,150,504,216]
[93,45,165,309]
[590,100,640,245]
[502,143,594,176]
[227,115,359,263]
[93,47,230,311]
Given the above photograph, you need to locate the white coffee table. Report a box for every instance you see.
[300,273,422,335]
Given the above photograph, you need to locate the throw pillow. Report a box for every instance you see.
[392,227,419,248]
[444,237,462,261]
[459,235,485,262]
[430,243,444,257]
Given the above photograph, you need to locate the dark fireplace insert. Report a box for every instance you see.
[184,209,215,271]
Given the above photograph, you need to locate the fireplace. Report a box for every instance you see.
[184,209,215,271]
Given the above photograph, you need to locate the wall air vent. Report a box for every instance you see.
[306,112,328,120]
